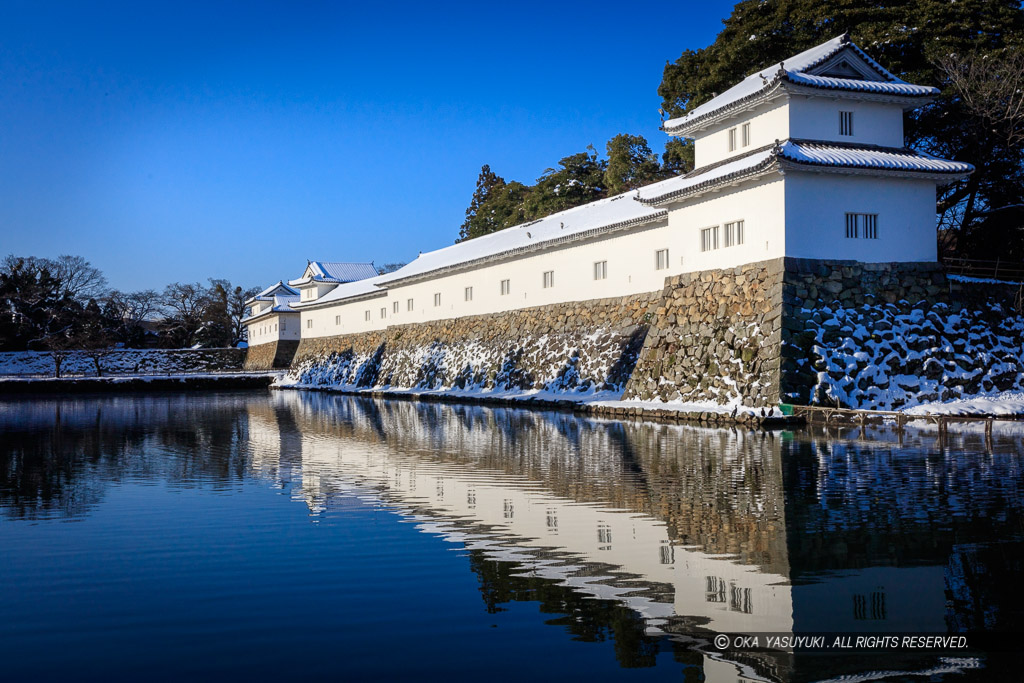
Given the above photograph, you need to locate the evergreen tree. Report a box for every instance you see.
[523,146,607,219]
[604,134,661,195]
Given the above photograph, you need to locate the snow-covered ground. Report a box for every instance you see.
[905,391,1024,416]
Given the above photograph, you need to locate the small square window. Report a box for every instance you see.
[500,279,510,296]
[593,261,607,280]
[655,249,670,270]
[542,271,554,288]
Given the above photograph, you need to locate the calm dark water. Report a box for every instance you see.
[1,391,1022,682]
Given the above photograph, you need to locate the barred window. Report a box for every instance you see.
[701,226,719,252]
[724,220,744,247]
[840,110,854,136]
[727,127,737,152]
[593,261,607,280]
[655,248,670,270]
[741,122,750,147]
[542,271,554,288]
[500,279,510,296]
[845,213,878,239]
[464,286,473,302]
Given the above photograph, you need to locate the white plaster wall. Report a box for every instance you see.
[246,312,301,346]
[784,173,937,262]
[665,176,786,273]
[300,294,389,338]
[693,99,789,168]
[789,96,904,148]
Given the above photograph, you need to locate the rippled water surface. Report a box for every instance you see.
[1,390,1022,682]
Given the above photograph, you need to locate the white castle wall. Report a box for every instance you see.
[784,174,938,263]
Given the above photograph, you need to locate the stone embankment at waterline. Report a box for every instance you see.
[269,257,1024,423]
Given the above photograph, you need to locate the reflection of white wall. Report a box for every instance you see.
[289,423,795,637]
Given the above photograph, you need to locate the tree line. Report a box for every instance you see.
[0,254,260,353]
[459,0,1024,261]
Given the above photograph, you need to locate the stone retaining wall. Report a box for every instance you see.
[244,340,300,370]
[289,293,661,393]
[780,260,1024,409]
[623,259,784,406]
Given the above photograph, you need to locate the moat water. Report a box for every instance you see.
[1,390,1021,682]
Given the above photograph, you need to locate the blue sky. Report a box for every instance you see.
[0,1,737,292]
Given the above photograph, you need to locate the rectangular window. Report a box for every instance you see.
[393,301,399,314]
[434,293,441,307]
[274,324,277,332]
[281,320,286,331]
[335,315,341,325]
[542,270,555,288]
[464,286,473,302]
[724,220,745,247]
[306,319,312,329]
[727,127,737,152]
[701,226,719,252]
[593,260,607,280]
[840,110,854,136]
[364,310,371,321]
[655,248,670,270]
[407,298,414,311]
[380,307,387,319]
[845,213,878,239]
[741,122,750,147]
[500,279,510,296]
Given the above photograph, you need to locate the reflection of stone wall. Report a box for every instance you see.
[289,293,659,392]
[624,259,784,407]
[243,340,300,370]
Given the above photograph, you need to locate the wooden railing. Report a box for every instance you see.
[942,257,1024,282]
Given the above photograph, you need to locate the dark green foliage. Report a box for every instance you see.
[605,134,662,195]
[457,136,683,243]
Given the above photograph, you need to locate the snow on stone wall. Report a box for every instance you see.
[787,301,1024,410]
[0,349,245,377]
[283,293,659,396]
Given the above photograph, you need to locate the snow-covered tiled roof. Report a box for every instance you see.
[295,274,390,308]
[289,261,379,286]
[664,35,938,136]
[375,191,668,286]
[639,139,972,206]
[779,139,974,174]
[242,292,300,323]
[245,280,299,305]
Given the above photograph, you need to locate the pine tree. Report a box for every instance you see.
[605,134,662,195]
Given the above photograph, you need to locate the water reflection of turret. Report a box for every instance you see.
[259,392,1022,683]
[263,391,796,681]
